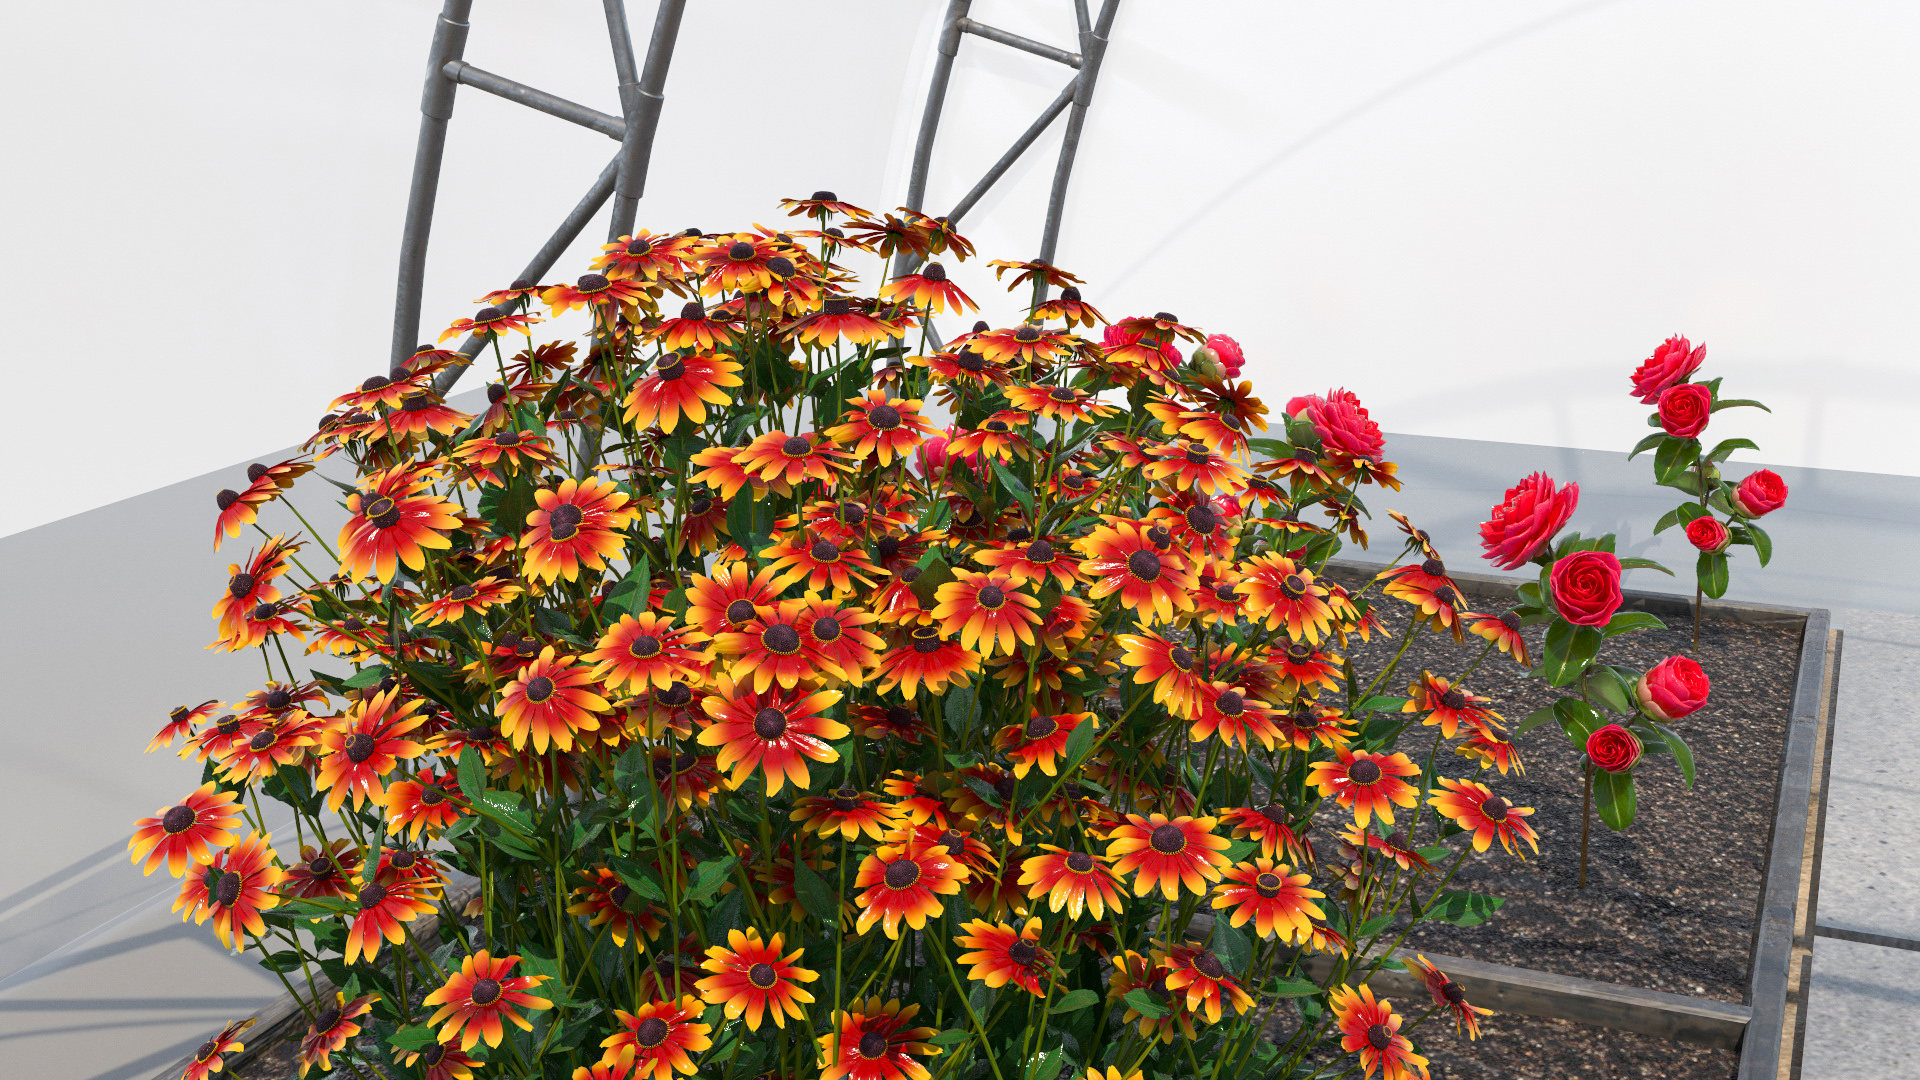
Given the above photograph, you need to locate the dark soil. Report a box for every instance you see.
[1325,565,1802,1079]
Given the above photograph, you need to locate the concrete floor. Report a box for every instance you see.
[2,429,1912,1079]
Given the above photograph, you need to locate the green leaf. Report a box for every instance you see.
[1029,1044,1066,1080]
[1747,522,1773,567]
[1052,988,1100,1014]
[1581,665,1633,714]
[991,461,1035,518]
[1553,698,1606,750]
[341,666,389,689]
[706,888,747,942]
[1425,890,1507,927]
[1601,611,1666,638]
[1515,581,1544,609]
[1514,705,1557,735]
[614,742,650,793]
[1062,715,1097,769]
[1706,437,1759,464]
[519,951,576,1006]
[1594,768,1637,830]
[942,684,977,736]
[1697,550,1730,599]
[609,856,668,903]
[1212,916,1253,974]
[930,1029,974,1047]
[606,556,652,618]
[1222,838,1257,862]
[1650,722,1696,789]
[1654,502,1709,535]
[1267,977,1323,997]
[1653,437,1699,486]
[1540,622,1603,686]
[1627,432,1665,461]
[1616,557,1673,576]
[457,747,487,801]
[1354,914,1394,939]
[686,855,740,904]
[792,855,839,923]
[1711,397,1771,413]
[1354,695,1411,713]
[387,1026,440,1051]
[1123,989,1168,1018]
[472,790,534,836]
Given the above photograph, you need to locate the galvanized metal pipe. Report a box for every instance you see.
[959,19,1081,67]
[1036,0,1120,283]
[946,81,1076,224]
[433,155,622,395]
[607,0,687,241]
[442,61,624,139]
[898,0,974,278]
[392,0,475,366]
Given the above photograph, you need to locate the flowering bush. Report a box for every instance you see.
[143,195,1717,1080]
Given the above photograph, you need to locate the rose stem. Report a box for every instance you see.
[1578,761,1594,889]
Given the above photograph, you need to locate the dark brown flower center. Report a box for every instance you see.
[762,623,802,655]
[884,859,921,889]
[212,870,242,907]
[753,708,788,739]
[1149,824,1187,854]
[811,616,843,643]
[937,829,966,853]
[1347,758,1382,785]
[421,785,447,806]
[1216,692,1245,717]
[449,584,478,601]
[1259,803,1289,825]
[419,1044,446,1066]
[550,504,584,527]
[523,676,556,703]
[1435,586,1460,609]
[1256,873,1283,897]
[1008,939,1039,966]
[577,273,610,292]
[226,572,255,600]
[657,683,693,707]
[1441,689,1467,711]
[911,628,945,653]
[628,634,663,659]
[1480,796,1510,821]
[977,585,1007,610]
[954,349,986,373]
[1014,325,1040,342]
[357,882,388,909]
[1184,445,1211,465]
[1186,505,1219,532]
[1127,550,1163,582]
[1367,1024,1393,1050]
[216,489,241,511]
[344,733,377,763]
[1421,557,1446,577]
[781,435,812,457]
[809,539,841,563]
[248,730,276,751]
[725,599,758,626]
[196,1040,218,1061]
[1500,610,1523,630]
[1169,646,1194,670]
[655,358,686,381]
[858,1030,889,1059]
[313,1005,342,1033]
[308,856,335,877]
[463,977,501,1006]
[362,496,398,528]
[1286,644,1313,662]
[983,420,1010,433]
[1065,851,1095,873]
[727,241,755,261]
[1280,574,1306,599]
[1025,715,1058,740]
[1194,951,1227,979]
[868,405,902,430]
[632,1015,673,1048]
[1025,539,1056,564]
[748,962,779,988]
[162,804,197,834]
[1442,981,1466,1004]
[885,706,917,729]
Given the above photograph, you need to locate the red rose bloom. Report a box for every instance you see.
[1630,335,1706,404]
[1549,550,1622,627]
[1478,473,1579,570]
[1684,516,1729,553]
[1657,383,1712,438]
[1637,656,1711,722]
[1304,388,1384,462]
[1585,724,1642,772]
[1731,470,1788,517]
[1206,334,1244,377]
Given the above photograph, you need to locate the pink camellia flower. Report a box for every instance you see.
[1102,321,1181,368]
[1684,516,1729,553]
[1549,549,1623,627]
[1302,388,1384,463]
[1585,724,1642,772]
[1206,334,1244,378]
[1730,470,1788,517]
[1656,383,1712,439]
[1478,473,1579,570]
[1636,656,1711,722]
[1630,335,1707,404]
[914,427,980,479]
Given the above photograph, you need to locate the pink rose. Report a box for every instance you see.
[1630,335,1707,404]
[1305,388,1384,463]
[914,427,979,478]
[1586,724,1643,772]
[1206,334,1244,377]
[1657,383,1712,439]
[1549,549,1623,627]
[1731,470,1788,517]
[1636,656,1711,722]
[1684,516,1729,553]
[1479,473,1579,570]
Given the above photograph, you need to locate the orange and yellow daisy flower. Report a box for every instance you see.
[344,870,438,964]
[297,991,377,1078]
[1187,682,1281,751]
[1239,553,1337,644]
[713,601,844,693]
[685,560,783,638]
[412,575,524,625]
[1456,729,1524,775]
[337,463,462,583]
[212,476,278,551]
[874,626,980,699]
[974,534,1080,589]
[932,569,1041,657]
[148,700,219,754]
[1004,383,1117,423]
[379,771,464,842]
[177,831,285,947]
[1463,609,1531,667]
[994,710,1094,779]
[698,675,848,795]
[497,646,608,753]
[315,688,428,811]
[1105,814,1231,900]
[954,918,1051,996]
[824,391,937,466]
[1407,953,1493,1039]
[540,272,651,317]
[594,230,690,281]
[1308,748,1422,828]
[181,1019,253,1080]
[1331,983,1430,1080]
[764,532,882,596]
[392,1040,481,1080]
[1430,777,1539,856]
[1143,440,1246,496]
[1107,950,1196,1044]
[567,866,667,949]
[602,996,712,1080]
[1404,672,1501,740]
[788,296,903,348]
[817,998,942,1080]
[1116,629,1206,718]
[696,929,818,1030]
[792,788,899,841]
[623,353,744,434]
[853,840,966,938]
[1212,859,1325,942]
[946,411,1033,463]
[1220,805,1312,864]
[423,949,553,1052]
[1080,521,1197,623]
[1159,941,1254,1023]
[283,840,360,900]
[1018,846,1126,919]
[737,430,853,490]
[587,613,708,696]
[521,475,636,584]
[130,782,241,877]
[880,262,975,314]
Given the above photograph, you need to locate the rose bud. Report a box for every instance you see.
[1190,345,1226,381]
[1684,515,1730,553]
[1585,723,1643,772]
[1731,469,1788,517]
[1548,549,1623,627]
[1636,656,1711,722]
[1656,383,1712,439]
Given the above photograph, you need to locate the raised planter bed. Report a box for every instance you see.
[1321,560,1841,1079]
